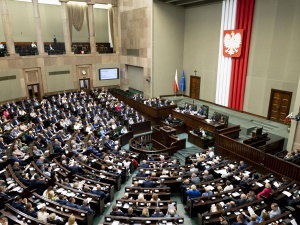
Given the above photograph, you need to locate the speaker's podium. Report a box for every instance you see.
[252,127,263,137]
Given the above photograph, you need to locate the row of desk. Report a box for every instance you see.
[110,90,177,118]
[171,110,227,135]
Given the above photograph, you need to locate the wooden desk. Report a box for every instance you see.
[161,121,185,134]
[172,110,227,135]
[188,132,210,149]
[111,90,177,118]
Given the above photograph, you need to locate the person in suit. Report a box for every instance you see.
[110,205,125,216]
[23,202,37,218]
[238,161,248,170]
[202,187,213,197]
[197,107,204,115]
[190,173,201,185]
[56,194,68,205]
[230,215,247,225]
[78,199,94,213]
[12,195,26,212]
[233,194,248,206]
[31,175,46,194]
[91,185,109,200]
[140,160,149,168]
[186,185,201,199]
[0,137,8,150]
[211,112,220,122]
[136,169,146,177]
[126,207,138,217]
[143,176,154,188]
[202,170,214,182]
[66,197,79,209]
[0,186,11,202]
[151,207,165,217]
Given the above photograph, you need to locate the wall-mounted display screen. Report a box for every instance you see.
[99,68,119,80]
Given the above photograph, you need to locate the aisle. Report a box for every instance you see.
[93,170,138,225]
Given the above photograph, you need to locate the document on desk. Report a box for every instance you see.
[233,176,241,181]
[247,206,255,215]
[273,182,280,188]
[215,169,227,175]
[282,191,292,197]
[256,182,263,187]
[87,197,92,203]
[112,221,119,225]
[231,192,240,197]
[290,219,297,225]
[264,179,270,183]
[123,203,129,209]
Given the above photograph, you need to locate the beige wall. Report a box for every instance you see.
[0,69,23,102]
[183,3,222,102]
[4,1,109,43]
[0,54,119,102]
[243,0,300,117]
[117,0,153,98]
[45,65,74,93]
[153,2,185,97]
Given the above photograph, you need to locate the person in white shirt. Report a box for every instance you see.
[121,126,128,134]
[0,43,4,49]
[37,206,49,222]
[31,42,37,48]
[224,180,234,192]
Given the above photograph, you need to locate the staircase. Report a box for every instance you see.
[171,146,204,165]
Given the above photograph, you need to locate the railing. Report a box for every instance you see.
[215,133,300,181]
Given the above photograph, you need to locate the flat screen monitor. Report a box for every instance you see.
[99,68,119,80]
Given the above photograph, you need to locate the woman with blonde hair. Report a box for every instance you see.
[141,207,149,217]
[37,206,49,222]
[151,193,160,202]
[47,190,57,201]
[257,183,272,199]
[136,193,146,206]
[66,214,77,225]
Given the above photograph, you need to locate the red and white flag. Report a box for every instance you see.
[174,70,179,93]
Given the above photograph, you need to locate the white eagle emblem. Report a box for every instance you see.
[224,31,242,55]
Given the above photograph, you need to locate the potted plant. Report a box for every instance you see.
[284,117,291,132]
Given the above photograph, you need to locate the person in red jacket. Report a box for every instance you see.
[257,183,272,199]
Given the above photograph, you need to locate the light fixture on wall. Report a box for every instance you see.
[146,76,151,83]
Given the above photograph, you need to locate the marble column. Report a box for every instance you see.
[60,0,72,54]
[0,0,16,55]
[31,0,45,55]
[87,3,97,54]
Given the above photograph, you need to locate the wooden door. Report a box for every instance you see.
[27,84,41,100]
[79,79,90,92]
[190,76,200,99]
[268,89,292,123]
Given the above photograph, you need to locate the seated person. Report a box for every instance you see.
[186,184,201,199]
[238,161,248,170]
[190,173,201,184]
[202,187,213,197]
[197,107,204,115]
[126,207,138,217]
[165,114,173,124]
[31,42,37,48]
[143,176,154,188]
[265,203,281,218]
[47,213,65,225]
[202,170,214,182]
[211,112,220,122]
[233,194,248,206]
[165,208,179,218]
[23,203,37,218]
[110,205,125,216]
[151,207,165,217]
